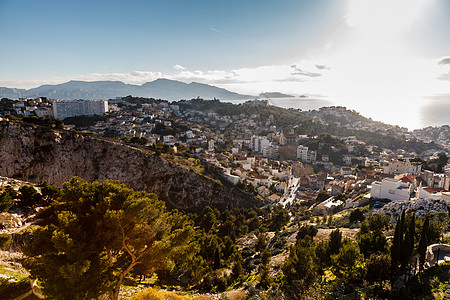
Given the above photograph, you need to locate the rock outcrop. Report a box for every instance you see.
[373,198,448,222]
[0,121,259,211]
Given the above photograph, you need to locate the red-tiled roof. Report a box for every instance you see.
[380,173,395,178]
[398,174,415,183]
[423,187,446,193]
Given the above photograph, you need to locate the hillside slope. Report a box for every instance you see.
[0,121,258,211]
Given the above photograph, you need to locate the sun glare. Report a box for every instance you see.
[312,0,445,129]
[346,0,429,33]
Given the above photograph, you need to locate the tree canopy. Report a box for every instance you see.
[23,177,195,300]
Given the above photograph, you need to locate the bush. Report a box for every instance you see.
[0,277,30,300]
[349,209,365,223]
[296,225,318,241]
[201,271,228,292]
[0,192,13,212]
[18,185,41,207]
[0,234,11,248]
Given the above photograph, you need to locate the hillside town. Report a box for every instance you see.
[1,95,450,299]
[1,96,450,218]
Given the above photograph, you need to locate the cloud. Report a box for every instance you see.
[438,73,450,81]
[209,27,230,36]
[0,60,328,95]
[173,64,186,70]
[75,71,162,84]
[438,57,450,65]
[315,64,329,70]
[436,57,450,81]
[290,64,322,77]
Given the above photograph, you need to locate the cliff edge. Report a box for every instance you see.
[0,121,259,211]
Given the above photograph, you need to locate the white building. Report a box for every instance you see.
[251,136,270,153]
[383,159,422,175]
[417,187,445,200]
[420,170,450,190]
[186,131,194,139]
[163,135,175,145]
[297,145,309,161]
[370,178,414,201]
[314,196,344,215]
[307,150,317,163]
[208,140,215,152]
[34,109,53,118]
[53,100,109,119]
[297,145,316,163]
[263,144,279,159]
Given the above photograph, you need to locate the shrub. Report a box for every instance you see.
[0,277,30,300]
[0,192,13,212]
[0,234,11,248]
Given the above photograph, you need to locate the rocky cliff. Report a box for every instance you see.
[0,121,259,211]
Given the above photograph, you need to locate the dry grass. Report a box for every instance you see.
[314,228,359,242]
[193,296,216,300]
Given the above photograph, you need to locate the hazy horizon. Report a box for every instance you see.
[1,0,450,129]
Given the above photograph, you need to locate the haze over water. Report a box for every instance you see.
[226,96,450,130]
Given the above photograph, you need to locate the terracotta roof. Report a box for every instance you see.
[398,174,415,183]
[380,173,395,178]
[268,194,281,201]
[424,187,446,193]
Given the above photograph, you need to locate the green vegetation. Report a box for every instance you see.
[121,136,149,146]
[1,177,446,299]
[23,177,195,300]
[63,115,107,128]
[22,116,64,129]
[0,277,30,300]
[0,192,13,212]
[399,263,450,299]
[121,95,164,106]
[0,234,12,248]
[0,98,14,112]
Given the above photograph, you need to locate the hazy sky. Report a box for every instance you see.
[1,0,450,124]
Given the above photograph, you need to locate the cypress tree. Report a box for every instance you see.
[214,247,221,270]
[400,210,406,234]
[418,215,430,272]
[408,214,415,257]
[391,215,402,275]
[401,229,410,270]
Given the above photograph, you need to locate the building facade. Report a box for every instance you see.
[53,100,109,119]
[370,178,414,201]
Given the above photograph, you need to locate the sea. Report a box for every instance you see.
[224,96,450,131]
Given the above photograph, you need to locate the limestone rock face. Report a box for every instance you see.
[374,198,448,222]
[0,121,258,211]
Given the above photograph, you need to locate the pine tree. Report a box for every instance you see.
[23,177,195,300]
[329,229,342,255]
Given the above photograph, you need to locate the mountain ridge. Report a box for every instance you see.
[0,79,255,101]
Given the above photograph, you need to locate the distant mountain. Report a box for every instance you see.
[0,87,27,98]
[0,79,255,101]
[259,92,294,98]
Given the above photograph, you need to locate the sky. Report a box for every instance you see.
[1,0,450,128]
